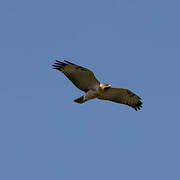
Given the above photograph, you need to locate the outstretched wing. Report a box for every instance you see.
[52,60,100,92]
[98,88,142,111]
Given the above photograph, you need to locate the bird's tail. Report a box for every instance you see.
[74,96,87,104]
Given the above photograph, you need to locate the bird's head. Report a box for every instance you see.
[100,83,111,91]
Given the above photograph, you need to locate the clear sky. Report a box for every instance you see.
[1,0,180,179]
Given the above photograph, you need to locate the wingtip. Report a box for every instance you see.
[132,99,143,111]
[64,60,76,65]
[52,60,69,70]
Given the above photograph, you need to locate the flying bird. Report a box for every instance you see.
[52,60,142,111]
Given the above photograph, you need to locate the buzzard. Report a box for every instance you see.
[52,60,142,111]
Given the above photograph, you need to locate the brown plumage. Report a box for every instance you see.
[52,60,143,111]
[97,88,142,111]
[53,60,100,92]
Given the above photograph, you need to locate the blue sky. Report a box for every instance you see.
[1,0,180,179]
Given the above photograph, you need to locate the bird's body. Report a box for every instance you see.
[52,60,142,111]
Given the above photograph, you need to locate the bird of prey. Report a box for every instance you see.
[52,60,142,111]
